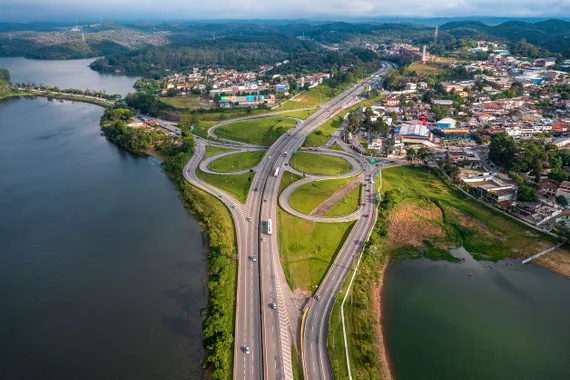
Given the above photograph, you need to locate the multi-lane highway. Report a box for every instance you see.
[179,62,392,380]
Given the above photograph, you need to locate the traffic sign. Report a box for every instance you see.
[190,125,195,131]
[370,158,376,163]
[375,173,380,177]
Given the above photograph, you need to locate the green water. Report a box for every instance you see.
[383,248,570,380]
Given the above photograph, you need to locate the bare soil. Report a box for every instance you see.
[387,199,445,246]
[535,249,570,278]
[372,262,394,380]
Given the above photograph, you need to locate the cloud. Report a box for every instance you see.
[2,0,570,21]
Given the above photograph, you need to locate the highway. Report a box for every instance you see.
[179,62,392,380]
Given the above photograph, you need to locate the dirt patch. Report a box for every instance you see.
[387,199,445,246]
[535,249,570,278]
[312,175,362,216]
[372,262,394,380]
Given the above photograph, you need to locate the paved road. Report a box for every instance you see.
[178,62,392,380]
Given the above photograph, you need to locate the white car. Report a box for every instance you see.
[244,346,250,355]
[251,256,257,262]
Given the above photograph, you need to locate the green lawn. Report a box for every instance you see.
[189,120,218,139]
[207,150,266,173]
[204,145,236,158]
[161,94,214,109]
[408,61,444,75]
[280,172,304,194]
[215,117,296,145]
[195,169,254,204]
[278,208,355,291]
[275,109,318,120]
[277,82,351,110]
[329,142,345,151]
[382,166,566,260]
[290,152,352,176]
[324,184,361,217]
[304,116,343,147]
[289,177,354,215]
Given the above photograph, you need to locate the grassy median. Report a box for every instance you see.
[207,150,266,173]
[324,185,361,217]
[289,177,354,215]
[277,208,355,291]
[290,152,352,176]
[275,109,318,120]
[196,169,254,204]
[280,172,304,194]
[215,117,296,146]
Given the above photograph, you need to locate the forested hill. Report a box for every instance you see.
[439,19,570,56]
[89,33,320,74]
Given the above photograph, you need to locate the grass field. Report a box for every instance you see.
[161,95,214,109]
[280,172,304,194]
[189,120,219,139]
[289,177,354,215]
[274,109,318,120]
[195,169,254,204]
[304,116,343,147]
[204,145,236,158]
[207,150,266,172]
[278,208,355,291]
[215,117,296,145]
[329,142,345,151]
[290,152,352,176]
[277,82,351,110]
[408,61,444,75]
[382,166,566,261]
[324,185,361,217]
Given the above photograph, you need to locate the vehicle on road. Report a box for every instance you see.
[254,187,258,192]
[246,217,252,222]
[251,256,257,262]
[273,167,280,177]
[244,346,250,355]
[315,295,321,301]
[271,303,277,309]
[261,237,266,241]
[219,194,224,198]
[264,199,268,203]
[365,214,369,218]
[266,219,273,235]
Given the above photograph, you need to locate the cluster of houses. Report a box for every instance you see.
[159,64,333,107]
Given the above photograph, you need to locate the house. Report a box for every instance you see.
[471,182,516,203]
[538,181,559,197]
[368,138,383,150]
[405,83,417,91]
[386,97,399,106]
[399,124,431,144]
[432,99,453,106]
[556,181,570,202]
[505,125,552,139]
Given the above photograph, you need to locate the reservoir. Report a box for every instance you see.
[383,248,570,380]
[0,57,139,96]
[0,97,206,379]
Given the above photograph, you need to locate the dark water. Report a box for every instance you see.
[383,248,570,380]
[0,57,139,96]
[0,98,206,380]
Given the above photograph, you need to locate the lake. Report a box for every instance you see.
[0,57,139,96]
[0,97,206,377]
[383,248,570,380]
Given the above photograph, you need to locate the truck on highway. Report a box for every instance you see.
[273,167,280,177]
[267,219,273,235]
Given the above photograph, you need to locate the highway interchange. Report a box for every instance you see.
[164,62,393,379]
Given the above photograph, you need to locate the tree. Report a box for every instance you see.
[406,148,417,164]
[431,104,450,120]
[0,68,10,82]
[556,195,568,207]
[548,167,568,183]
[517,185,538,202]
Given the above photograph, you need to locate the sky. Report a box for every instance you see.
[2,0,570,22]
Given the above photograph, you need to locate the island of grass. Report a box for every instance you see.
[323,184,361,217]
[277,208,355,291]
[195,168,254,204]
[289,177,355,215]
[276,81,351,110]
[274,109,318,120]
[328,142,345,151]
[215,117,296,145]
[280,172,304,194]
[290,152,352,176]
[188,120,218,139]
[204,145,236,158]
[207,150,266,173]
[304,116,343,147]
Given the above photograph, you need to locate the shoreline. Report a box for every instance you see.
[374,259,394,380]
[0,90,112,108]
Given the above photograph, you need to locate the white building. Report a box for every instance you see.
[505,125,552,139]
